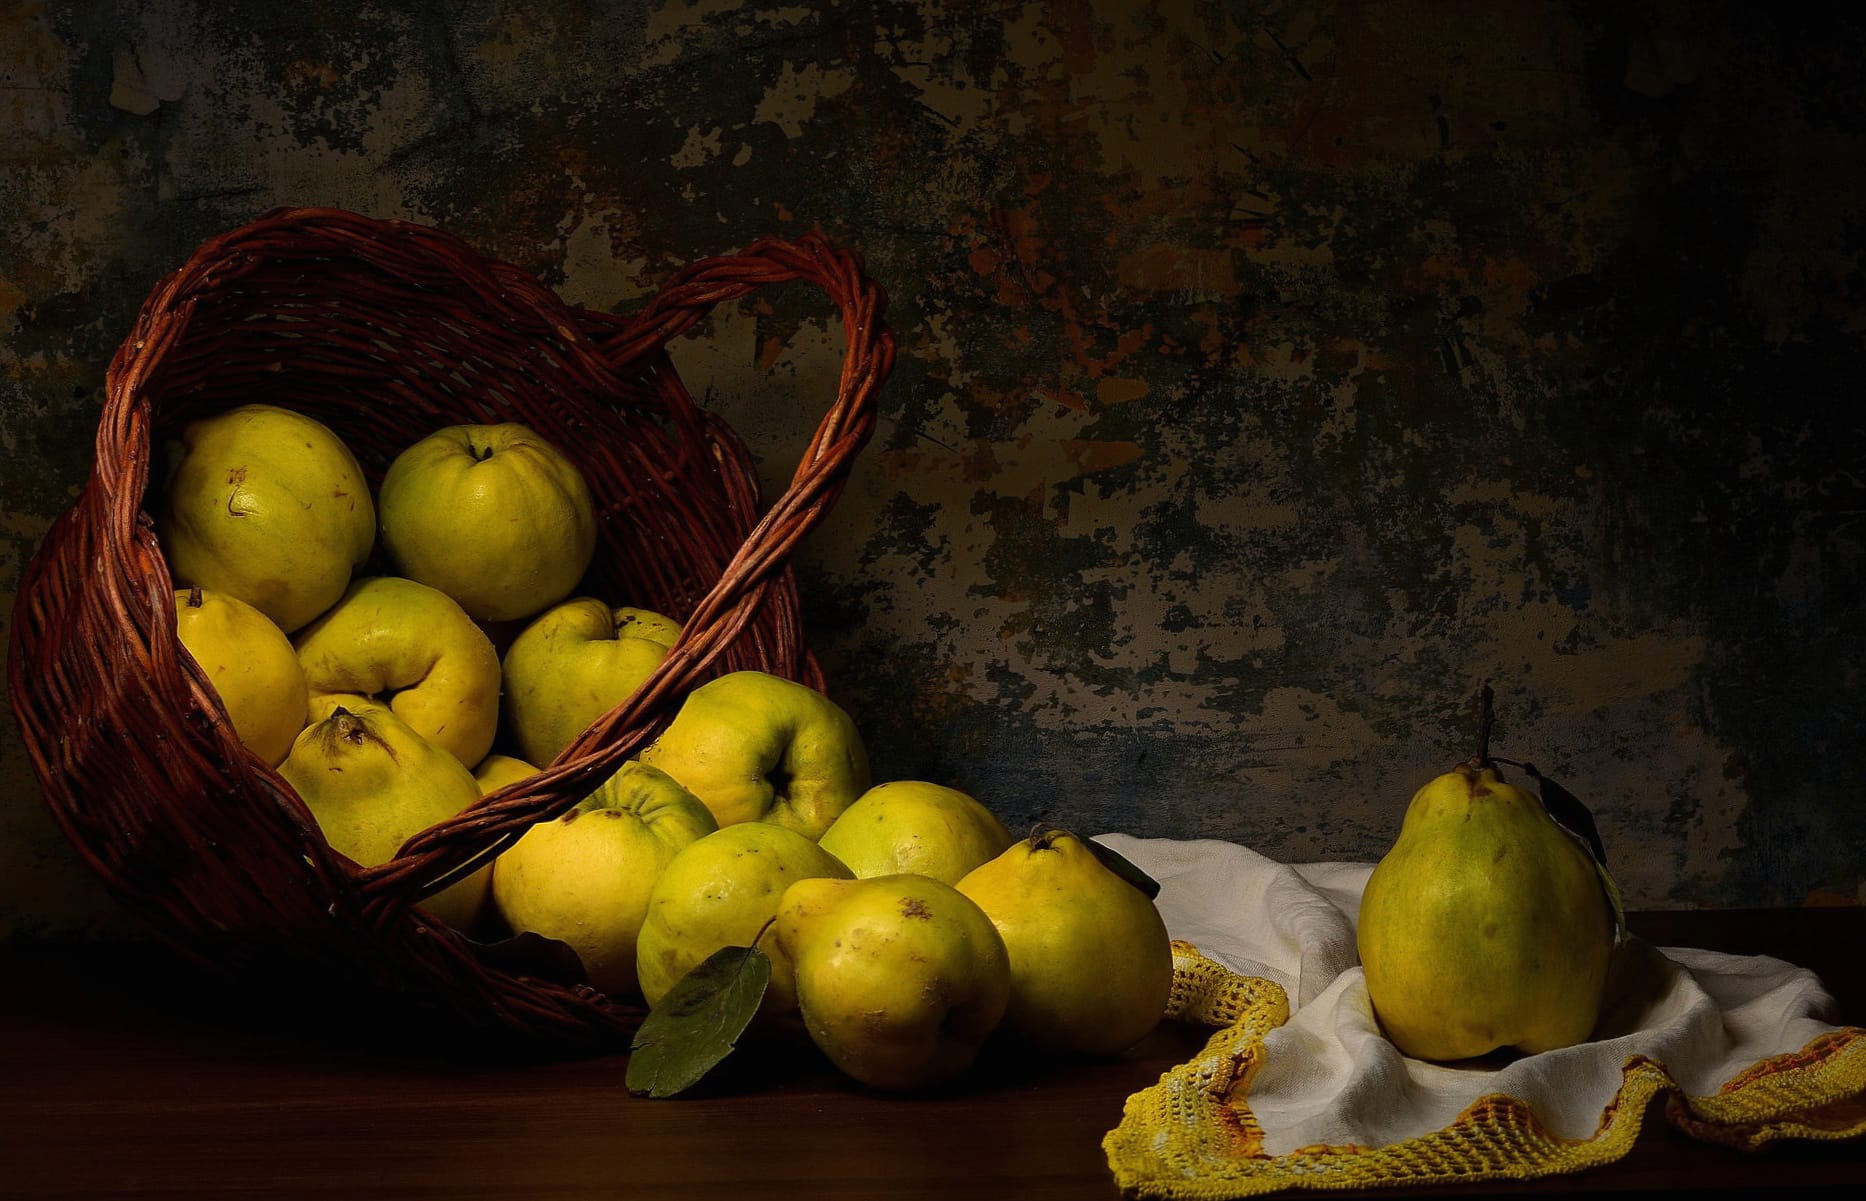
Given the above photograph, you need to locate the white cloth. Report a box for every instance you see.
[1096,834,1849,1155]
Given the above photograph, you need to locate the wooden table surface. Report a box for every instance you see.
[3,908,1862,1200]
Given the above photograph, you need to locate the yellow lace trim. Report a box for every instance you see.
[1105,942,1866,1198]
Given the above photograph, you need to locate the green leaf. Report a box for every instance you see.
[625,944,770,1099]
[1085,837,1162,901]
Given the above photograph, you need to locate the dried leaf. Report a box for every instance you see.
[1514,761,1627,942]
[1517,762,1606,866]
[1085,836,1162,901]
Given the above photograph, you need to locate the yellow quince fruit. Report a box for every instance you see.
[173,586,309,766]
[490,761,717,998]
[377,422,598,623]
[472,754,540,795]
[277,697,490,931]
[638,670,869,838]
[292,576,503,770]
[501,599,681,766]
[957,825,1173,1056]
[156,403,374,633]
[776,873,1011,1089]
[634,821,853,1013]
[817,780,1013,885]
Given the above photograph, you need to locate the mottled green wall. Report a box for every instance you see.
[3,1,1862,939]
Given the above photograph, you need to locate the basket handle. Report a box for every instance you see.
[354,233,896,922]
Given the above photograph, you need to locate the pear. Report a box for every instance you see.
[956,826,1174,1056]
[278,697,490,931]
[775,874,1010,1089]
[1356,760,1618,1061]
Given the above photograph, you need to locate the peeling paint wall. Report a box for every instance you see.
[3,1,1863,939]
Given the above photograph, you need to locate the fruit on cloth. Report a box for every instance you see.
[634,821,853,1012]
[278,697,490,931]
[502,600,681,766]
[490,762,717,998]
[775,874,1010,1090]
[473,754,539,795]
[638,670,869,839]
[292,576,503,770]
[377,423,598,623]
[172,586,309,767]
[817,780,1013,885]
[1356,760,1617,1061]
[155,403,375,633]
[957,825,1172,1056]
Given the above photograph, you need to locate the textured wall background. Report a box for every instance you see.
[3,0,1862,940]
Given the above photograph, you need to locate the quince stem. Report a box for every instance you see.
[185,585,204,608]
[1470,679,1495,769]
[321,707,388,755]
[1027,822,1069,852]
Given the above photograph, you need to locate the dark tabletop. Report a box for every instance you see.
[3,907,1862,1200]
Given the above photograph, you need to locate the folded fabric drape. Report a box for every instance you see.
[1099,835,1866,1197]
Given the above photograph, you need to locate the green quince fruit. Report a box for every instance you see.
[1356,760,1618,1061]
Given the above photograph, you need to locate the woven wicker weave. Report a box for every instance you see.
[6,206,894,1050]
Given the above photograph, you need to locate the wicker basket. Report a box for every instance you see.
[6,206,894,1051]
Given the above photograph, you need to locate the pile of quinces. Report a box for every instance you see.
[156,403,1174,1091]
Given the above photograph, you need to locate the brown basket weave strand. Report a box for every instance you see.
[6,206,895,1050]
